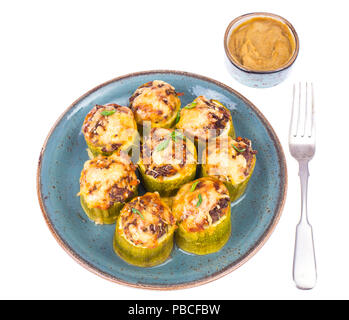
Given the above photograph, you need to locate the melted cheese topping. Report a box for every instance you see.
[129,80,180,126]
[82,104,138,154]
[119,192,176,248]
[140,127,196,181]
[204,136,256,184]
[176,96,232,141]
[172,178,230,232]
[79,153,139,210]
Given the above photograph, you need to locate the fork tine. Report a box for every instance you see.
[303,82,315,138]
[296,82,302,137]
[301,82,308,137]
[289,84,295,137]
[290,82,315,139]
[289,82,300,137]
[309,83,315,138]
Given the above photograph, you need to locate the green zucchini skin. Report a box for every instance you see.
[175,213,231,255]
[80,187,138,225]
[163,104,181,129]
[79,152,139,225]
[80,194,123,225]
[113,223,175,267]
[138,127,197,197]
[138,162,197,197]
[112,193,176,267]
[86,140,110,157]
[86,135,139,158]
[172,177,231,255]
[201,152,256,202]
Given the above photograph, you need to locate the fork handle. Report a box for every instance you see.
[293,161,317,289]
[293,221,317,289]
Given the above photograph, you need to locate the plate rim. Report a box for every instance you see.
[37,70,287,290]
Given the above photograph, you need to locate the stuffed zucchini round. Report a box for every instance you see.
[113,192,177,267]
[202,136,257,202]
[82,104,139,157]
[78,152,139,224]
[175,96,235,144]
[129,80,181,130]
[138,127,197,196]
[172,177,231,255]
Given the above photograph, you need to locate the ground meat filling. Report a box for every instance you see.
[203,99,231,131]
[101,143,121,153]
[141,128,195,179]
[145,164,177,178]
[83,104,106,137]
[108,177,135,203]
[233,137,257,176]
[208,197,230,223]
[121,193,175,248]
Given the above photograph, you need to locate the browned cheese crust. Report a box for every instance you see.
[129,80,181,126]
[172,178,230,232]
[176,96,232,140]
[79,153,139,210]
[140,127,196,180]
[82,104,137,154]
[120,193,176,248]
[205,136,257,184]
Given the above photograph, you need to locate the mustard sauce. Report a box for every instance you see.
[228,17,295,71]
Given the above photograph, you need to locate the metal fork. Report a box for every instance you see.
[289,82,317,290]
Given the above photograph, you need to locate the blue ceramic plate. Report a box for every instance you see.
[37,70,287,289]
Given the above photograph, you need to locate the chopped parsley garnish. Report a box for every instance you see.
[101,109,116,116]
[190,181,199,192]
[232,144,246,153]
[175,111,181,124]
[132,207,144,220]
[171,130,184,142]
[184,102,197,109]
[156,131,184,152]
[196,194,202,208]
[156,138,170,151]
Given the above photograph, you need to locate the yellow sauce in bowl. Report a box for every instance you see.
[228,17,295,71]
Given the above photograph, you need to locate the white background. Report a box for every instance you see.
[0,0,348,300]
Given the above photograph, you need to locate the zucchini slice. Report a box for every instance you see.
[172,177,231,255]
[129,80,181,130]
[138,127,197,196]
[202,136,257,202]
[113,192,177,267]
[82,104,139,157]
[175,96,235,145]
[78,152,139,224]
